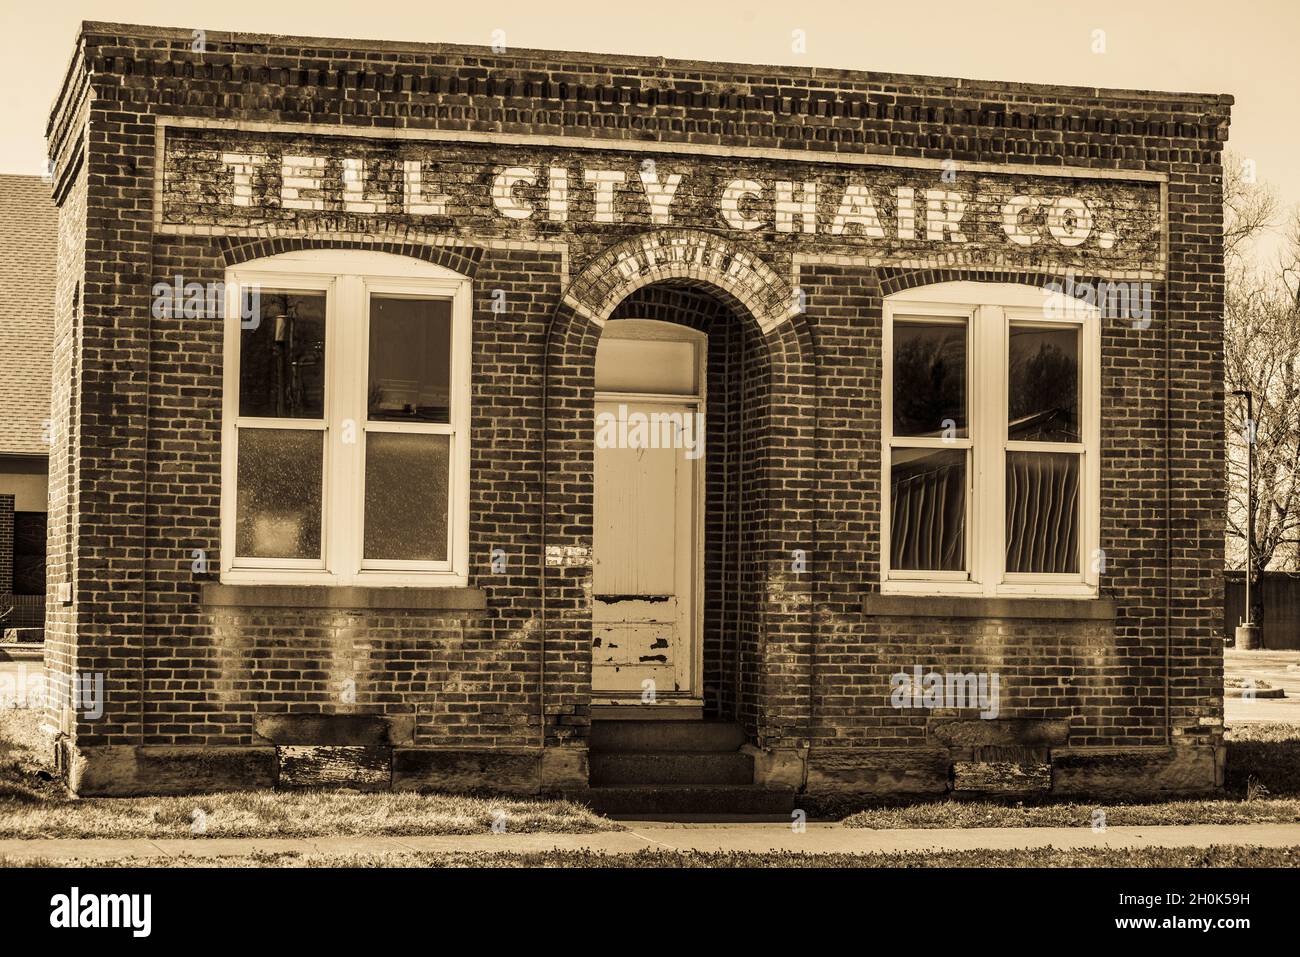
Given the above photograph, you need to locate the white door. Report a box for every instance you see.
[592,321,705,704]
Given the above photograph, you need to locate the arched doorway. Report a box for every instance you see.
[592,318,707,707]
[540,230,815,757]
[590,281,774,725]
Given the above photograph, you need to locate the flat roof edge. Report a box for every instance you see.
[78,20,1233,107]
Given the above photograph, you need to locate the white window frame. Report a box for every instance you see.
[881,281,1100,598]
[220,249,472,587]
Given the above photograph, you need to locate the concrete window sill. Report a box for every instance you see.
[862,594,1116,620]
[200,583,488,611]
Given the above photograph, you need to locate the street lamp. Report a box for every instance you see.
[1231,388,1260,649]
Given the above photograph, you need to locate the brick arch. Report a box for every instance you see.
[607,282,735,330]
[561,229,798,334]
[216,236,484,276]
[878,266,1111,299]
[538,240,818,755]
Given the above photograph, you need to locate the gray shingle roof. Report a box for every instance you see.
[0,174,56,457]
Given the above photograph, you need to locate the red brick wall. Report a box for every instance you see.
[43,22,1228,791]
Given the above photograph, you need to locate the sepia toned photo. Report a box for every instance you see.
[0,0,1295,940]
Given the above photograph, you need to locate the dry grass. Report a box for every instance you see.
[841,797,1300,829]
[0,789,617,839]
[0,708,614,838]
[844,723,1300,829]
[4,845,1298,868]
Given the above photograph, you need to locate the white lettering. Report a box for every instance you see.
[638,168,683,225]
[896,186,917,239]
[925,189,967,242]
[547,166,569,222]
[1001,195,1039,245]
[281,155,325,210]
[830,183,885,237]
[342,158,388,214]
[721,179,765,230]
[492,166,538,219]
[1046,196,1093,246]
[584,169,626,223]
[775,180,818,233]
[219,152,259,207]
[403,159,448,216]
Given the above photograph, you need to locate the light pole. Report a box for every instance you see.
[1232,388,1259,649]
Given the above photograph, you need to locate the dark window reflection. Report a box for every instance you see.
[239,292,327,419]
[368,297,452,423]
[893,320,967,438]
[1008,325,1079,442]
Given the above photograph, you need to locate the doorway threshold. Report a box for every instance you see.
[591,701,704,721]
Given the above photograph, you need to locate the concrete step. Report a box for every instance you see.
[590,750,753,787]
[580,785,797,816]
[589,720,747,753]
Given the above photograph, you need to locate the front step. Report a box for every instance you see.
[580,785,797,816]
[589,720,747,753]
[590,751,753,786]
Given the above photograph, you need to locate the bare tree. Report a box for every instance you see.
[1224,152,1300,625]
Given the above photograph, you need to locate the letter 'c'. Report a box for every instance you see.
[492,167,538,219]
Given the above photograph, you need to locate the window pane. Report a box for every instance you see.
[1008,325,1079,442]
[239,291,327,418]
[893,320,967,438]
[595,336,698,394]
[1005,451,1081,574]
[890,448,966,571]
[368,297,452,423]
[235,428,323,559]
[364,432,450,561]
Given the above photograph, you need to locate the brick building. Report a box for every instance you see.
[43,22,1229,806]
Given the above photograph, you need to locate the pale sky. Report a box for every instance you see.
[3,0,1297,252]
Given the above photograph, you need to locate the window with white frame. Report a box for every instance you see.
[221,250,472,586]
[881,281,1100,598]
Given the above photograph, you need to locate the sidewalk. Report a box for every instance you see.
[4,822,1300,862]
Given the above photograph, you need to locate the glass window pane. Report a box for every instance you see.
[1005,451,1081,574]
[595,336,698,394]
[368,297,452,423]
[893,320,967,438]
[235,428,323,559]
[239,291,327,418]
[364,432,450,562]
[890,448,966,571]
[1008,325,1080,442]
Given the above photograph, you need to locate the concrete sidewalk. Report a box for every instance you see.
[3,822,1300,862]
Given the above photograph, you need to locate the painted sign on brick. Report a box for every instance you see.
[159,122,1166,276]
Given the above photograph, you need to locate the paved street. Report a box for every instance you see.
[1225,649,1300,725]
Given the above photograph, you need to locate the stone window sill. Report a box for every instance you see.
[862,594,1116,620]
[200,583,487,611]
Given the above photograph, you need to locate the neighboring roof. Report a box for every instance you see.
[0,174,57,457]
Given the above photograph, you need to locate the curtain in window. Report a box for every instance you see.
[1005,451,1080,574]
[890,451,965,571]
